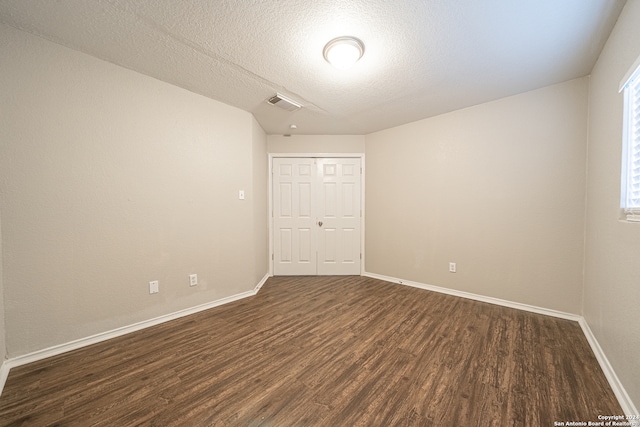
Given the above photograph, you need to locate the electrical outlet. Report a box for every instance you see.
[189,274,198,287]
[149,280,159,294]
[449,262,457,273]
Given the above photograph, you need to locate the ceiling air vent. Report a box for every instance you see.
[267,93,302,112]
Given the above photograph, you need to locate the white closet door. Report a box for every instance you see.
[316,158,361,275]
[272,157,362,276]
[273,158,317,275]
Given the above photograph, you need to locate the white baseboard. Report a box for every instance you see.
[0,361,9,398]
[579,318,639,416]
[363,272,581,321]
[2,272,636,416]
[254,273,270,293]
[364,271,638,415]
[0,273,271,397]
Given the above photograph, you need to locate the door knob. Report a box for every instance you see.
[318,221,323,227]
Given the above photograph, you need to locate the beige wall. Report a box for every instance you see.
[252,118,269,284]
[0,209,5,362]
[584,0,640,408]
[0,24,268,357]
[268,135,365,154]
[365,78,589,314]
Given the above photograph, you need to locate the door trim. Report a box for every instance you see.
[268,153,365,276]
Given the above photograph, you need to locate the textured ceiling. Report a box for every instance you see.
[0,0,627,135]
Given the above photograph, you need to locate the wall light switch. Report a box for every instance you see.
[149,280,159,294]
[239,190,245,200]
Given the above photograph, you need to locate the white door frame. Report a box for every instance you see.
[268,153,365,276]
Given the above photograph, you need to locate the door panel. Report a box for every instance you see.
[273,158,316,275]
[273,157,361,276]
[316,159,362,275]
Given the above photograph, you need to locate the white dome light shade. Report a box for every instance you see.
[323,36,365,70]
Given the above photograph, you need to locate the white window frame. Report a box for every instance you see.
[619,54,640,222]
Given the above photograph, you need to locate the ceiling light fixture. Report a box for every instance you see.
[323,36,365,70]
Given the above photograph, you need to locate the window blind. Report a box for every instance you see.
[621,60,640,221]
[625,74,640,210]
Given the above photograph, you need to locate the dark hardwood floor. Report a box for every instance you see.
[0,276,622,426]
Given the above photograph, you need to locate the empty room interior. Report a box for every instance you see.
[0,0,639,425]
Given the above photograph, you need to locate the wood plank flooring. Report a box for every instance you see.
[0,276,623,426]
